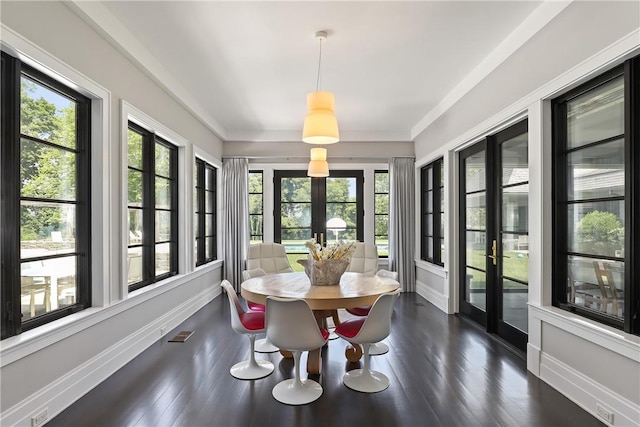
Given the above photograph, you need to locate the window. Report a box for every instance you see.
[552,55,639,335]
[249,171,263,243]
[374,170,389,257]
[195,158,217,266]
[127,122,178,291]
[1,52,91,338]
[421,158,444,266]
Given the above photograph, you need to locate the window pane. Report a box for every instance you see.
[21,76,76,149]
[375,237,388,257]
[249,172,263,193]
[155,177,171,209]
[375,172,389,193]
[205,167,213,190]
[250,215,263,239]
[568,139,624,201]
[206,237,214,259]
[249,194,262,214]
[465,193,486,230]
[567,76,624,149]
[155,210,172,242]
[127,129,143,169]
[426,167,433,189]
[205,213,214,235]
[424,190,433,214]
[502,233,529,283]
[281,178,310,202]
[128,208,143,244]
[155,143,172,177]
[375,214,389,236]
[466,231,486,271]
[21,139,76,200]
[128,170,143,206]
[374,194,388,215]
[326,177,356,203]
[338,229,357,242]
[281,203,311,228]
[206,190,214,214]
[281,229,312,242]
[21,256,76,320]
[326,203,356,227]
[127,248,143,284]
[425,213,433,236]
[568,255,624,319]
[20,202,76,255]
[502,133,529,185]
[155,243,171,276]
[465,153,486,192]
[502,185,529,233]
[568,202,624,258]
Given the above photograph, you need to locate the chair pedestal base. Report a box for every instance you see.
[343,369,389,393]
[368,341,389,356]
[272,378,323,405]
[255,338,279,353]
[230,359,274,380]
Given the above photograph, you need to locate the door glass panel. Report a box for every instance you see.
[501,233,528,283]
[501,134,529,185]
[502,279,528,332]
[465,193,486,230]
[465,152,486,192]
[465,268,486,311]
[466,231,486,271]
[281,178,310,202]
[502,185,528,233]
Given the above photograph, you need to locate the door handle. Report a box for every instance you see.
[486,240,497,266]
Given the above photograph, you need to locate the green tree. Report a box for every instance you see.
[577,210,624,257]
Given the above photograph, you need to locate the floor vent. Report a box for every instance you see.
[168,331,195,342]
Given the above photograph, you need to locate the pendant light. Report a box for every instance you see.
[307,147,329,177]
[302,31,339,144]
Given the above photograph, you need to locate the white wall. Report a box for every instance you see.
[0,2,224,425]
[414,2,640,425]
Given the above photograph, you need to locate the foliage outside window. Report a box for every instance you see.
[249,171,263,243]
[552,56,639,335]
[127,122,178,291]
[374,170,389,257]
[1,52,91,338]
[195,158,217,266]
[421,158,444,266]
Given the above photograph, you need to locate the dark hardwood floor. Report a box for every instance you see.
[48,293,602,427]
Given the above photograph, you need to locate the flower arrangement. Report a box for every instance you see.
[299,239,357,286]
[304,239,357,261]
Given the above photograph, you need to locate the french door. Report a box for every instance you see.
[274,170,363,261]
[459,119,529,351]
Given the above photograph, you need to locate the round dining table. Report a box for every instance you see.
[241,271,400,374]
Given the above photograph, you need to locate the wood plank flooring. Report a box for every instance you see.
[48,293,602,427]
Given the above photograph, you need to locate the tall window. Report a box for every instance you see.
[195,158,217,266]
[421,158,444,266]
[374,170,389,257]
[553,55,639,335]
[1,52,91,338]
[249,171,263,243]
[127,122,178,291]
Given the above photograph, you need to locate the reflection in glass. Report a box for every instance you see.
[567,255,624,319]
[501,133,528,185]
[21,139,76,200]
[567,76,624,149]
[502,186,529,233]
[466,268,486,311]
[568,139,624,201]
[568,201,624,258]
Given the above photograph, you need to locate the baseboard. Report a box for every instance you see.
[539,352,639,426]
[1,285,220,427]
[526,343,541,376]
[416,280,450,313]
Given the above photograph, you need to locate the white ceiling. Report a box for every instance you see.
[75,1,558,142]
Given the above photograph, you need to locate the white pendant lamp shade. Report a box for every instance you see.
[302,91,339,144]
[307,147,329,177]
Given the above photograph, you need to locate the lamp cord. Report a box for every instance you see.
[315,37,323,91]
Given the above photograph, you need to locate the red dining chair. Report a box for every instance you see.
[345,269,398,355]
[241,268,278,353]
[221,280,274,380]
[266,296,329,405]
[335,289,400,393]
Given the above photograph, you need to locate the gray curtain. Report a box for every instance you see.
[389,157,416,292]
[221,158,249,291]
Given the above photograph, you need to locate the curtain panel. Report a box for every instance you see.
[389,157,416,292]
[221,158,249,291]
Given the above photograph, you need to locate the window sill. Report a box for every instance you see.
[0,262,223,367]
[529,304,640,361]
